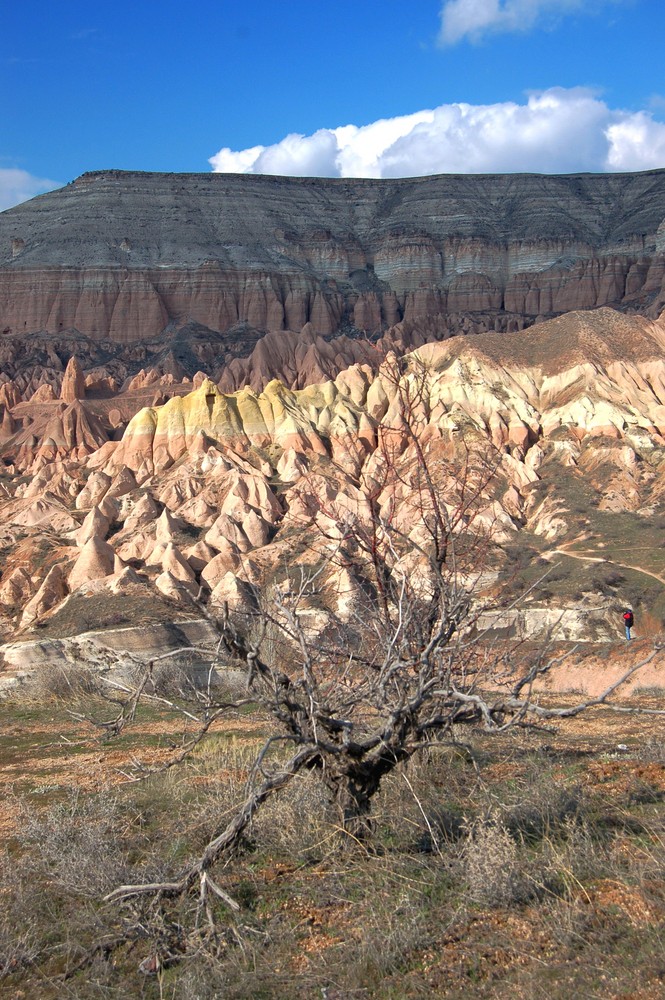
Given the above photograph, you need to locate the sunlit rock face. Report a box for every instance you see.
[1,170,665,366]
[3,167,665,650]
[0,304,665,649]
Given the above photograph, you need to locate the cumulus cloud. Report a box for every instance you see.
[209,88,665,179]
[438,0,623,45]
[0,168,60,212]
[606,112,665,171]
[210,111,435,179]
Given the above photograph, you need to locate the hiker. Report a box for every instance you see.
[622,608,634,641]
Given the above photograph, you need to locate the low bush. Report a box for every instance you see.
[15,659,103,701]
[1,702,665,998]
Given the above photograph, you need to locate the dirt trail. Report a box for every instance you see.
[551,545,665,586]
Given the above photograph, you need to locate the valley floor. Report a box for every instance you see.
[1,652,664,999]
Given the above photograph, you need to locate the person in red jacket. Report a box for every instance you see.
[623,608,634,640]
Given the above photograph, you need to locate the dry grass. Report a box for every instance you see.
[14,658,105,702]
[0,695,664,998]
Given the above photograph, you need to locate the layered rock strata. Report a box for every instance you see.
[1,170,665,355]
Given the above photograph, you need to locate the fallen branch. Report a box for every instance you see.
[104,744,318,904]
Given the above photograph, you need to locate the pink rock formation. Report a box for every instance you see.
[0,567,33,607]
[1,300,665,645]
[60,358,86,403]
[76,471,112,510]
[123,492,160,531]
[68,537,117,590]
[30,384,57,402]
[209,571,252,611]
[200,543,241,588]
[183,540,218,573]
[205,514,250,554]
[155,508,183,543]
[75,506,110,546]
[154,571,195,603]
[160,542,198,587]
[20,564,68,627]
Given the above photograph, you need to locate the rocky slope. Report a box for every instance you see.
[1,170,665,394]
[0,305,664,682]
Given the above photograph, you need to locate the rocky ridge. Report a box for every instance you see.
[0,305,664,679]
[1,170,665,393]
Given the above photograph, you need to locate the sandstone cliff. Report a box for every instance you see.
[1,170,665,365]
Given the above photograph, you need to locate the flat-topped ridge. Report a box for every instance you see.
[2,169,665,269]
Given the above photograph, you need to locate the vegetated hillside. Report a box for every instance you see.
[0,305,664,679]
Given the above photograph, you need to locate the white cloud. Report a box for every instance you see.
[253,130,340,177]
[606,112,665,171]
[209,88,665,179]
[0,168,60,212]
[438,0,623,45]
[210,110,436,179]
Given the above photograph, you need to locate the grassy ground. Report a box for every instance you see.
[1,677,664,999]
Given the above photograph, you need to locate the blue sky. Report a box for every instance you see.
[2,0,665,209]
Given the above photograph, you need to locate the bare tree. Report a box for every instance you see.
[102,355,663,916]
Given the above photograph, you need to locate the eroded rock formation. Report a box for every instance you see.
[0,306,663,660]
[1,170,665,378]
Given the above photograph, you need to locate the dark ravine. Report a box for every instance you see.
[0,169,664,359]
